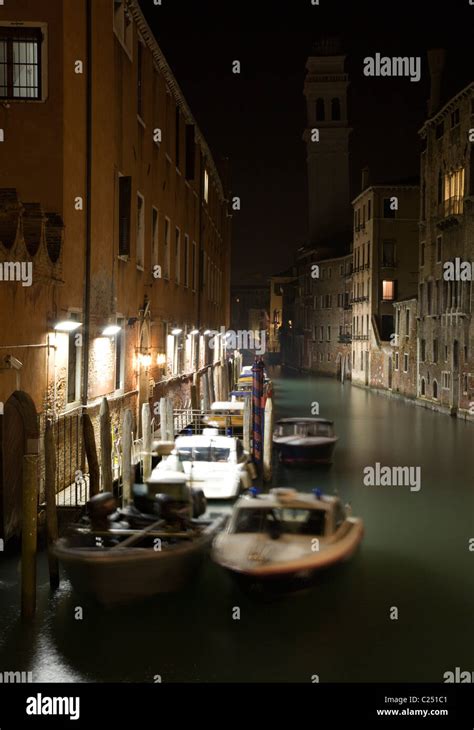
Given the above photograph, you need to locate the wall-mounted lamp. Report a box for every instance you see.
[156,353,166,366]
[138,353,152,368]
[171,328,182,336]
[54,320,82,332]
[189,329,199,336]
[102,324,121,336]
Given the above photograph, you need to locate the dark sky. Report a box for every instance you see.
[139,0,474,284]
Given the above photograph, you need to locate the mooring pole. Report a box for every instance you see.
[122,408,133,505]
[100,398,113,493]
[82,413,100,497]
[21,454,38,621]
[142,403,152,481]
[44,419,59,589]
[263,397,274,483]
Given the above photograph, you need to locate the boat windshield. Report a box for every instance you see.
[178,446,231,463]
[295,423,333,437]
[234,507,327,536]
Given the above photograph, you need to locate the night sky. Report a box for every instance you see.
[140,0,474,284]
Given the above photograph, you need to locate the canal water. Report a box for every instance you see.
[1,369,473,682]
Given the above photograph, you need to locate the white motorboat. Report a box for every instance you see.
[273,418,338,465]
[154,432,253,499]
[212,487,363,589]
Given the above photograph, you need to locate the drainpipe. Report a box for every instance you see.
[82,0,92,408]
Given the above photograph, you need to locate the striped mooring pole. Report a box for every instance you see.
[252,357,265,467]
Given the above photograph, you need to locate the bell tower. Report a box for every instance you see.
[304,39,351,248]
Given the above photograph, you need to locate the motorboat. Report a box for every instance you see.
[154,431,253,499]
[212,487,363,590]
[203,401,244,433]
[273,417,338,465]
[53,474,226,607]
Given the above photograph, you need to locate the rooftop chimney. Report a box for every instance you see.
[361,166,370,192]
[427,49,446,117]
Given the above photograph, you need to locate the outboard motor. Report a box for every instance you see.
[87,492,118,531]
[191,487,207,518]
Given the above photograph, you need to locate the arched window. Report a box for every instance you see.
[316,98,325,121]
[433,380,438,399]
[420,377,426,396]
[331,98,341,121]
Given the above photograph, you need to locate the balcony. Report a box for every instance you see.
[352,296,369,303]
[353,334,369,341]
[437,196,463,229]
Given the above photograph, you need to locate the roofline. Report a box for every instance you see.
[128,0,225,200]
[419,81,474,137]
[352,184,419,206]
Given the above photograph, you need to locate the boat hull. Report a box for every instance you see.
[274,440,337,465]
[53,517,225,607]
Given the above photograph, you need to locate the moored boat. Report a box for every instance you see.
[53,475,226,607]
[273,417,338,465]
[212,487,363,590]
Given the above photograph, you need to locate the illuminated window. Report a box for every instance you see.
[382,280,395,301]
[444,168,465,215]
[204,169,209,204]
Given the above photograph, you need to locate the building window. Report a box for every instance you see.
[420,377,426,396]
[433,380,438,399]
[118,175,132,257]
[316,98,325,121]
[67,315,81,405]
[152,207,159,268]
[443,168,465,215]
[184,234,189,288]
[432,338,438,363]
[137,40,144,119]
[436,236,442,263]
[331,97,341,121]
[463,373,468,395]
[450,108,460,128]
[163,218,171,279]
[442,372,451,389]
[383,198,396,218]
[437,170,443,205]
[405,309,410,336]
[327,352,331,362]
[383,240,396,267]
[382,280,395,301]
[319,326,323,342]
[0,26,44,100]
[395,352,399,371]
[113,0,133,56]
[360,351,364,371]
[204,169,209,204]
[175,227,181,284]
[136,193,145,269]
[420,339,426,362]
[420,241,425,267]
[192,241,197,292]
[175,107,181,168]
[327,326,331,342]
[115,319,125,391]
[368,199,371,220]
[403,353,408,373]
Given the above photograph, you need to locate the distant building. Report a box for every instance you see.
[268,270,296,356]
[417,80,474,416]
[392,298,418,398]
[351,182,419,388]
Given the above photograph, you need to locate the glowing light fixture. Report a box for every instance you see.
[54,320,82,332]
[156,353,166,366]
[138,353,152,368]
[102,325,121,336]
[189,329,199,336]
[171,328,182,336]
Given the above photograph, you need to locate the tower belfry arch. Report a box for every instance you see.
[303,38,352,248]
